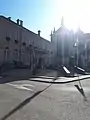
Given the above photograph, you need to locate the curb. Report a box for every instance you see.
[30,76,90,84]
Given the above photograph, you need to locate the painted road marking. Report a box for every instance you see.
[7,83,34,91]
[21,84,35,87]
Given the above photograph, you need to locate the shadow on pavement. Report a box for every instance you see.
[1,84,51,120]
[0,91,41,120]
[0,76,30,84]
[0,68,32,84]
[0,75,53,84]
[74,85,87,101]
[0,69,57,84]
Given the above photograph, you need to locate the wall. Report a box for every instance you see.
[0,16,52,67]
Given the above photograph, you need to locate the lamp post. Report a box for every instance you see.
[73,37,78,67]
[61,33,65,66]
[85,42,87,69]
[76,37,78,67]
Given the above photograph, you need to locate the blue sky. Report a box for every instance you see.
[0,0,62,40]
[0,0,90,40]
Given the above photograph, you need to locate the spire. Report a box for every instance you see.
[50,30,52,36]
[50,30,53,42]
[61,16,64,26]
[53,27,55,33]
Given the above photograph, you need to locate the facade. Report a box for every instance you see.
[1,15,90,71]
[51,21,90,70]
[51,24,74,67]
[78,32,90,69]
[0,16,52,69]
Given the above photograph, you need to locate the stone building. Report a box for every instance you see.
[51,19,90,70]
[0,15,52,70]
[1,15,90,71]
[51,21,74,67]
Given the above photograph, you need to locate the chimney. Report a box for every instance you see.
[8,17,11,20]
[38,30,41,36]
[17,19,19,25]
[20,20,23,26]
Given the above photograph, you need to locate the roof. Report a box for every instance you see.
[0,15,50,43]
[53,26,70,36]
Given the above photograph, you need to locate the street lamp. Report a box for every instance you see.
[74,37,78,67]
[85,42,87,69]
[76,37,79,67]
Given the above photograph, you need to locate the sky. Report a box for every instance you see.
[0,0,90,40]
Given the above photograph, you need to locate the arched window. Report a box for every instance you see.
[13,49,19,61]
[4,47,9,62]
[6,36,10,42]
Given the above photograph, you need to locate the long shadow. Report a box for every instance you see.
[0,76,30,84]
[0,84,51,120]
[0,75,53,84]
[0,70,54,84]
[74,85,87,101]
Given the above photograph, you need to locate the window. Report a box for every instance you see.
[4,47,9,62]
[22,42,26,46]
[6,36,10,41]
[15,40,18,44]
[5,46,9,49]
[13,49,19,61]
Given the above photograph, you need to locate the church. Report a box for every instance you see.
[51,18,90,70]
